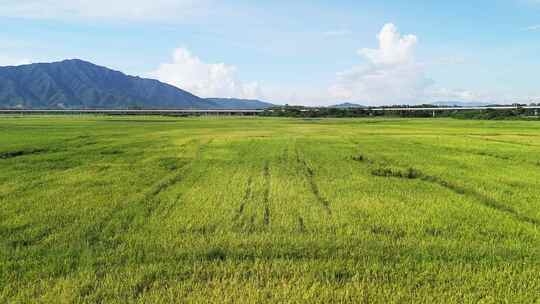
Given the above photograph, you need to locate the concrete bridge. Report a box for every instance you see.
[371,106,540,117]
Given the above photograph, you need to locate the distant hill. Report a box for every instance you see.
[205,98,274,109]
[329,102,366,109]
[0,59,273,109]
[431,101,492,107]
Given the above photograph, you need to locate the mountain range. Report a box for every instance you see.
[204,98,274,109]
[0,59,274,109]
[329,102,366,109]
[0,60,502,110]
[430,101,492,107]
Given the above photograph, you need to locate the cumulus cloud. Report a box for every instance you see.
[149,48,262,99]
[0,0,208,21]
[358,24,418,66]
[149,49,335,105]
[329,23,433,105]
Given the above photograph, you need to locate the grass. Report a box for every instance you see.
[0,115,539,303]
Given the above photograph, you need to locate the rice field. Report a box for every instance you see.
[1,116,539,303]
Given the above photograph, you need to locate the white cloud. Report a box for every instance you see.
[424,87,540,105]
[329,23,433,105]
[147,26,499,106]
[257,85,335,106]
[149,48,262,99]
[426,88,487,102]
[358,24,418,66]
[148,49,336,105]
[326,23,536,106]
[523,25,540,31]
[0,0,209,21]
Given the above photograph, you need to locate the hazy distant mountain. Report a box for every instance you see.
[431,101,492,107]
[205,98,274,109]
[0,59,274,109]
[329,102,366,109]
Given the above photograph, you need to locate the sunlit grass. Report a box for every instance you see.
[1,116,539,303]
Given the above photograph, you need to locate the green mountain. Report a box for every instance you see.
[0,59,273,109]
[431,101,492,107]
[329,102,366,108]
[204,98,274,109]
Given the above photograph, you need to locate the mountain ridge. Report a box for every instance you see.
[430,101,492,107]
[328,102,366,108]
[204,98,274,110]
[0,59,274,109]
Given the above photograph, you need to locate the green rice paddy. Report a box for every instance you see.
[1,116,539,303]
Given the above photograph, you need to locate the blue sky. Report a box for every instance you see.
[1,0,539,105]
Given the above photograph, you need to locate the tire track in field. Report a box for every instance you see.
[231,140,269,231]
[3,226,54,248]
[295,147,332,216]
[412,138,540,169]
[280,143,307,232]
[352,146,540,227]
[263,161,271,226]
[297,216,306,233]
[0,148,48,159]
[412,139,540,168]
[409,141,513,162]
[467,136,540,148]
[279,144,289,164]
[132,139,210,219]
[0,134,98,161]
[233,176,254,222]
[2,137,161,249]
[419,175,540,226]
[82,139,210,245]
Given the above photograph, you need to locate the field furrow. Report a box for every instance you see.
[1,117,539,303]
